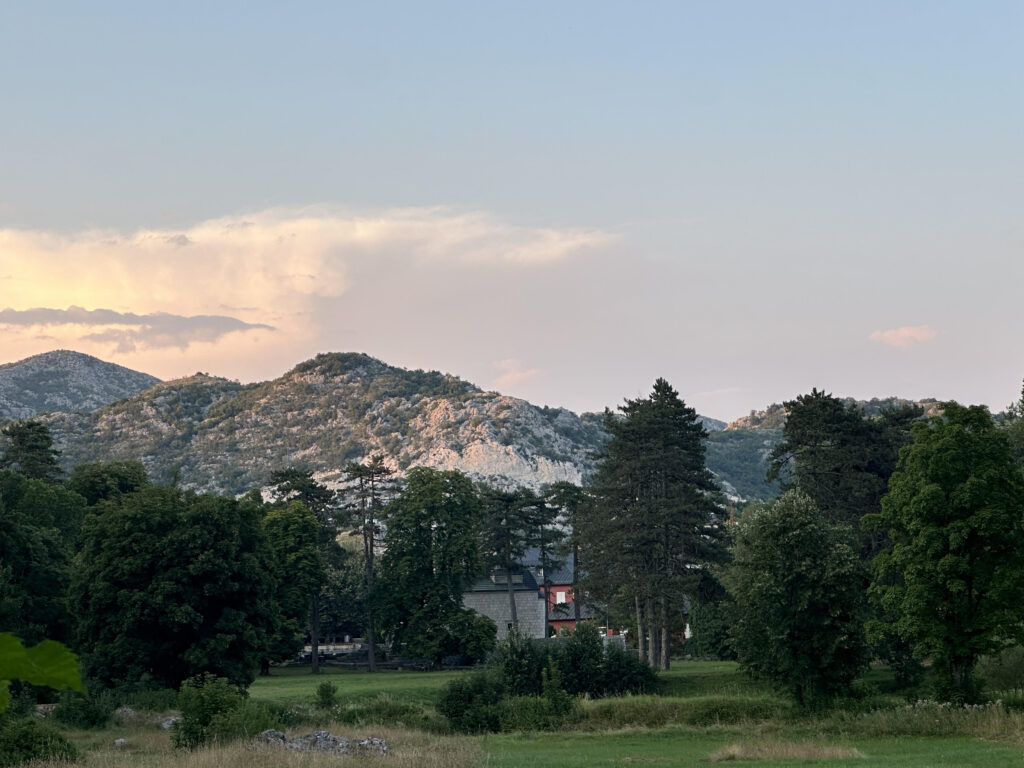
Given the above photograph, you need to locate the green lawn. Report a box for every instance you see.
[483,729,1024,767]
[48,661,1024,767]
[248,665,464,706]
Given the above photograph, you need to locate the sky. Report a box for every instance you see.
[1,1,1022,421]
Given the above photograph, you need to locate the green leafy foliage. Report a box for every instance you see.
[315,679,339,709]
[66,460,149,505]
[0,717,77,766]
[0,634,83,715]
[376,467,490,662]
[50,689,114,729]
[71,486,278,689]
[0,420,62,481]
[171,674,244,750]
[866,403,1024,702]
[728,490,869,707]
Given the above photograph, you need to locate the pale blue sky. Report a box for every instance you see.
[1,2,1022,420]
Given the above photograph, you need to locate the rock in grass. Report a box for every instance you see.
[256,729,388,755]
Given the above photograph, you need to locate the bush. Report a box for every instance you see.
[492,629,546,697]
[687,600,736,660]
[208,699,293,741]
[315,680,339,709]
[602,643,657,696]
[559,623,603,696]
[977,646,1024,694]
[171,674,244,750]
[0,718,77,766]
[51,689,114,729]
[437,671,505,733]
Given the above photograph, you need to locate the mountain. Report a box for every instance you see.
[42,353,610,495]
[0,350,161,420]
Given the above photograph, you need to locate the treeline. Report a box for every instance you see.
[692,386,1024,705]
[5,376,1024,712]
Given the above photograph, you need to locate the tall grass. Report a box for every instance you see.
[578,694,789,729]
[29,726,483,768]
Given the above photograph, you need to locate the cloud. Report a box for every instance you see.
[492,358,541,389]
[0,306,272,353]
[0,207,611,376]
[869,325,939,347]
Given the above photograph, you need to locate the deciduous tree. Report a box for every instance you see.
[727,490,869,706]
[865,403,1024,702]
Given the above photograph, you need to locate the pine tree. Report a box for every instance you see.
[581,378,725,669]
[341,455,396,671]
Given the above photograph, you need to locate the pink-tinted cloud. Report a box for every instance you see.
[869,325,939,347]
[492,358,541,389]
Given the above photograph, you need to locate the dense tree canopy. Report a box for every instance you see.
[727,490,869,706]
[865,403,1024,702]
[0,420,62,482]
[768,390,919,555]
[71,486,278,688]
[376,467,494,663]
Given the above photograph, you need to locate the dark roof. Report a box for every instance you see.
[521,547,575,585]
[548,599,599,621]
[465,568,541,593]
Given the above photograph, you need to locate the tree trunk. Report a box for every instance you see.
[572,542,581,623]
[646,596,659,668]
[310,595,321,674]
[507,570,519,631]
[365,518,377,672]
[259,658,270,676]
[635,594,646,661]
[660,597,670,670]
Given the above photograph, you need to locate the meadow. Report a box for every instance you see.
[25,662,1024,768]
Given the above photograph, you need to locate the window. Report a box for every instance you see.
[555,591,567,604]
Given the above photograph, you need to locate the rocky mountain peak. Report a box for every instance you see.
[0,350,161,420]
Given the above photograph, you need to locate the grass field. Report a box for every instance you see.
[24,661,1024,767]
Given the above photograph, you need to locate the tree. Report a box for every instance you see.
[545,482,589,624]
[525,488,564,635]
[269,467,339,674]
[71,486,278,689]
[767,389,919,556]
[259,500,324,675]
[581,379,726,669]
[340,455,395,671]
[727,490,869,706]
[0,420,62,481]
[0,471,86,644]
[376,467,491,663]
[479,485,534,632]
[865,403,1024,702]
[67,461,149,506]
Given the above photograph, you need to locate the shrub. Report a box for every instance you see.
[559,623,603,696]
[51,689,114,729]
[208,699,293,741]
[171,674,244,750]
[492,629,545,697]
[602,643,658,696]
[0,718,77,766]
[437,671,505,733]
[687,600,736,660]
[315,680,339,709]
[977,646,1024,694]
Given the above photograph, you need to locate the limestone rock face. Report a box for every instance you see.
[43,352,608,494]
[0,350,160,420]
